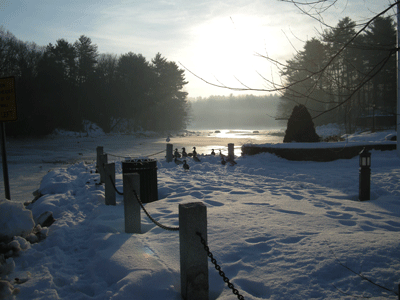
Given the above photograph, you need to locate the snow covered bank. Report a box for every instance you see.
[242,129,396,161]
[1,137,399,299]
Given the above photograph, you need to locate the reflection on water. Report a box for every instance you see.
[174,128,285,157]
[209,129,284,141]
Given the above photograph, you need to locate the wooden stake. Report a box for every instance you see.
[166,143,173,162]
[99,154,108,184]
[123,173,141,233]
[104,163,116,206]
[179,202,208,300]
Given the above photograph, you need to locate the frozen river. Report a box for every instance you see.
[0,129,284,203]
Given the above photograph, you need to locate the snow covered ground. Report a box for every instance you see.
[1,127,400,299]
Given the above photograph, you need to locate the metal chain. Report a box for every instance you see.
[196,232,245,300]
[105,152,127,159]
[132,188,179,232]
[107,173,178,231]
[108,175,124,195]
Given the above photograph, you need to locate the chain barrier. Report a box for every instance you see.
[105,152,127,159]
[132,188,180,232]
[106,173,178,231]
[196,232,245,300]
[109,175,124,195]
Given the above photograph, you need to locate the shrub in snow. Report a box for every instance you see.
[0,200,35,240]
[283,104,320,143]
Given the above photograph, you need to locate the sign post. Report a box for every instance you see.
[0,76,17,200]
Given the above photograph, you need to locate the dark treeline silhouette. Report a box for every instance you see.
[188,94,280,129]
[277,16,397,132]
[0,28,189,136]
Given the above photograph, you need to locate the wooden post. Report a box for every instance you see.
[1,122,10,200]
[166,143,173,162]
[228,143,234,160]
[179,202,208,300]
[99,154,108,184]
[123,173,141,233]
[104,163,116,206]
[96,146,103,173]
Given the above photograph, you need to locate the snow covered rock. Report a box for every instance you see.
[0,280,19,298]
[0,257,15,276]
[0,200,35,240]
[34,211,55,228]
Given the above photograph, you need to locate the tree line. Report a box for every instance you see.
[188,94,280,129]
[0,28,189,136]
[277,15,397,132]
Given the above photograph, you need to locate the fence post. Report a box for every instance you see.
[228,143,234,160]
[99,154,108,184]
[166,143,173,162]
[179,202,208,300]
[123,173,141,233]
[104,163,116,206]
[96,146,103,173]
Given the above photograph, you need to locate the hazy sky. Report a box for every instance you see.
[0,0,395,98]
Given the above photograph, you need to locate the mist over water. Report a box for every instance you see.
[188,94,281,131]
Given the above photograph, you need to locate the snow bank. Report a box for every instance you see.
[50,121,105,138]
[315,123,343,138]
[0,200,34,239]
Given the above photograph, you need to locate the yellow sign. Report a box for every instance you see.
[0,77,17,121]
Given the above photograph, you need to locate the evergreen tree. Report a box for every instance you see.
[277,15,397,131]
[151,53,188,131]
[0,30,191,136]
[116,52,154,130]
[92,53,119,132]
[280,38,330,124]
[363,16,397,114]
[74,35,98,85]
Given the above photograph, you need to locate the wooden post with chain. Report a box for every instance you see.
[179,202,208,300]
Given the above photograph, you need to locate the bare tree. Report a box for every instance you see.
[181,1,399,130]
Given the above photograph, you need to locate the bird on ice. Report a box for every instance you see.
[183,160,190,170]
[174,157,183,165]
[188,146,196,157]
[221,156,226,165]
[227,157,237,166]
[181,147,188,157]
[166,136,170,142]
[193,154,201,162]
[211,149,215,155]
[174,148,181,158]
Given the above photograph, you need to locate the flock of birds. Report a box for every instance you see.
[173,146,237,170]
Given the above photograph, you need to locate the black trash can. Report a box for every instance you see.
[122,158,158,203]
